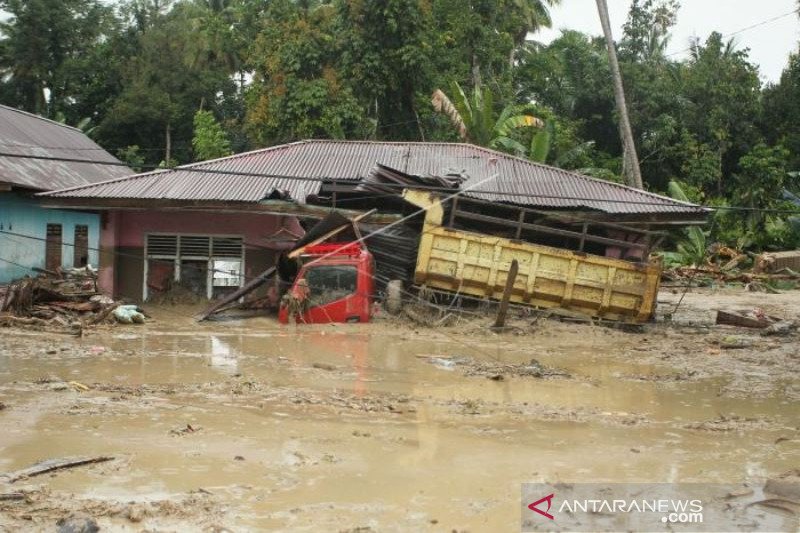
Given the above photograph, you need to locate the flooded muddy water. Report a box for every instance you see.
[0,288,798,531]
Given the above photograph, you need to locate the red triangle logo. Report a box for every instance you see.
[528,493,555,520]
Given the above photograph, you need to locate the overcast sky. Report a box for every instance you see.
[537,0,800,83]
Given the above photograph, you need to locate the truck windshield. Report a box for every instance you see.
[303,265,358,307]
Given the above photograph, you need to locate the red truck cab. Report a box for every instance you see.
[278,242,375,324]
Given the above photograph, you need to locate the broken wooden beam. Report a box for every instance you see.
[288,209,376,259]
[2,456,114,483]
[716,310,771,329]
[196,266,277,321]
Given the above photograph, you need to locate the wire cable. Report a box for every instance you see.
[666,8,800,58]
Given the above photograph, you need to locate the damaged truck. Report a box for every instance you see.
[199,162,708,325]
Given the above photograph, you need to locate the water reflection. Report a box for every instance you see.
[209,335,238,374]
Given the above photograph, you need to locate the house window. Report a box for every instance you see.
[45,224,62,271]
[144,234,244,300]
[73,225,89,267]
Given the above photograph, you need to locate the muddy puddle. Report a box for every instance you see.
[0,288,799,531]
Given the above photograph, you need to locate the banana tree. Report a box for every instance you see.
[431,82,542,155]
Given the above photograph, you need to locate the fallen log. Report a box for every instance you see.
[196,266,277,321]
[716,310,771,329]
[2,455,114,483]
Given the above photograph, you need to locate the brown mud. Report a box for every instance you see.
[0,287,798,531]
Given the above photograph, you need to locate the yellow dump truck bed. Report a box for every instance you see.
[404,190,662,323]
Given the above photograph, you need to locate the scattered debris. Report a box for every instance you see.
[418,354,570,380]
[2,455,114,483]
[68,381,90,392]
[664,262,800,290]
[684,415,773,432]
[0,269,134,332]
[170,424,201,436]
[763,321,796,336]
[56,516,100,533]
[756,251,800,274]
[112,305,145,324]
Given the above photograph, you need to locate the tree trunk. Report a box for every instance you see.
[595,0,644,190]
[471,54,482,92]
[165,122,172,166]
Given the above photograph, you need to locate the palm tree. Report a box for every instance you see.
[595,0,643,189]
[431,82,543,155]
[511,0,562,45]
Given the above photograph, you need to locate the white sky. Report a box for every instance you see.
[536,0,800,83]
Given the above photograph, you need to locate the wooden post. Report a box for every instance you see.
[448,197,458,228]
[579,222,588,251]
[493,259,518,329]
[515,210,525,240]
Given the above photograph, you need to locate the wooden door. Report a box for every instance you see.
[73,225,89,267]
[45,224,62,271]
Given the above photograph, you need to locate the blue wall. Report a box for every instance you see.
[0,192,100,283]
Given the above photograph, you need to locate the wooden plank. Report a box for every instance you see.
[493,259,519,328]
[453,195,667,237]
[2,456,114,483]
[287,209,376,259]
[454,210,648,252]
[715,310,771,329]
[196,266,276,321]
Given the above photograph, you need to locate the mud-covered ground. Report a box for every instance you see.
[0,287,798,531]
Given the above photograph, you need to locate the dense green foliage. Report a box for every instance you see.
[1,0,799,254]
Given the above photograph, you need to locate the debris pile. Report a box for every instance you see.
[663,248,800,292]
[0,268,136,331]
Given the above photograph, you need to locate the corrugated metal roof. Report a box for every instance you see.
[43,140,704,215]
[0,105,132,191]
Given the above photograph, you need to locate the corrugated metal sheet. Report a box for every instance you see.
[0,105,132,190]
[43,140,704,215]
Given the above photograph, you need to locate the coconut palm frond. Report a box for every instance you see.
[431,88,467,140]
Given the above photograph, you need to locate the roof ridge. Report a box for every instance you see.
[0,104,82,133]
[42,142,313,197]
[180,140,310,169]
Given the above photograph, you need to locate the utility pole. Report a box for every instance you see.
[595,0,644,190]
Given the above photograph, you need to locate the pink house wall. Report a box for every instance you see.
[98,209,303,296]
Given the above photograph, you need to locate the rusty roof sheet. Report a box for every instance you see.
[0,105,132,191]
[42,140,704,215]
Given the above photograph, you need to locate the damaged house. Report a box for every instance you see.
[40,140,708,321]
[0,105,132,283]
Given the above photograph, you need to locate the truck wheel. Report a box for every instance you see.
[385,280,403,315]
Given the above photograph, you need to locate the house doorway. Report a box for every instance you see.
[45,224,62,271]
